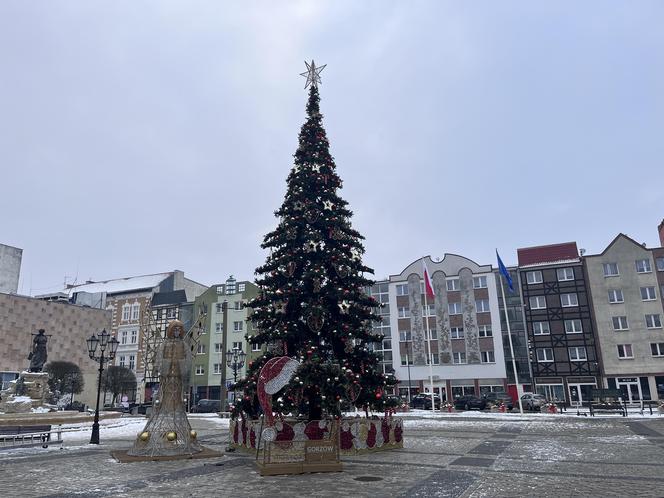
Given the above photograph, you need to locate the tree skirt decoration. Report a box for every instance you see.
[230,416,403,455]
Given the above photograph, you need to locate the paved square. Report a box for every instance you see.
[1,413,663,497]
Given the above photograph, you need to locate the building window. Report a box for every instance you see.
[617,344,633,359]
[608,289,624,303]
[526,271,543,284]
[452,352,466,364]
[450,327,464,339]
[122,304,131,322]
[214,343,222,353]
[238,283,246,292]
[195,365,205,375]
[448,302,462,315]
[216,286,224,294]
[121,330,128,345]
[129,355,135,370]
[400,355,414,366]
[564,319,583,334]
[636,259,652,273]
[197,343,206,354]
[646,314,662,329]
[396,284,409,296]
[557,268,574,281]
[560,293,578,307]
[426,329,438,340]
[446,279,460,291]
[233,321,243,332]
[603,263,619,277]
[478,325,492,337]
[213,364,222,374]
[131,303,140,321]
[475,299,490,313]
[650,343,664,357]
[568,347,587,361]
[234,301,243,310]
[656,257,664,272]
[426,353,440,365]
[166,308,177,319]
[473,276,488,289]
[641,287,657,301]
[119,355,126,367]
[529,296,547,310]
[131,330,137,344]
[215,322,222,333]
[232,341,242,350]
[216,303,223,313]
[252,342,261,352]
[398,307,411,318]
[536,348,554,362]
[399,331,412,342]
[481,351,495,363]
[533,322,550,335]
[422,304,435,317]
[612,316,629,330]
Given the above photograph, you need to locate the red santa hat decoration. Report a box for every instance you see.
[257,356,299,441]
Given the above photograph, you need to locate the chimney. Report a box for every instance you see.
[659,219,664,247]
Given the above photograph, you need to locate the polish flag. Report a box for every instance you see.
[422,259,435,299]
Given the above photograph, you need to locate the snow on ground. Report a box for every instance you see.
[393,408,663,421]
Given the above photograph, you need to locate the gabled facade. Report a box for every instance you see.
[585,234,664,402]
[387,255,507,401]
[517,242,600,403]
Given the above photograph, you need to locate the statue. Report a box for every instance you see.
[28,329,48,372]
[128,320,202,457]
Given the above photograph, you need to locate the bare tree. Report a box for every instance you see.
[101,366,137,405]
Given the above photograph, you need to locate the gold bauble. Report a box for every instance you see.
[139,431,150,441]
[166,431,177,441]
[189,430,197,439]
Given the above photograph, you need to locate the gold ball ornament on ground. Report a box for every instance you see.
[139,431,150,441]
[166,431,177,441]
[190,430,197,439]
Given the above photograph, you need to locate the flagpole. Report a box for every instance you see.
[422,257,436,412]
[498,271,524,414]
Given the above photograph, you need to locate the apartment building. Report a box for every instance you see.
[517,242,600,404]
[387,255,507,401]
[585,234,664,402]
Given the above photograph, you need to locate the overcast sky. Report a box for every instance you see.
[1,1,663,295]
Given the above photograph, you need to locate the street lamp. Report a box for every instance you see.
[87,329,119,445]
[225,346,246,407]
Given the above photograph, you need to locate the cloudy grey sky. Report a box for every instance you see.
[1,1,662,295]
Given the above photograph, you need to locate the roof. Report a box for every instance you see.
[64,272,171,297]
[517,242,579,267]
[152,290,187,306]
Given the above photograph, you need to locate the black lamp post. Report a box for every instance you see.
[87,329,119,445]
[225,346,246,406]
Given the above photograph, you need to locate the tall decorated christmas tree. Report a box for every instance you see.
[234,62,396,422]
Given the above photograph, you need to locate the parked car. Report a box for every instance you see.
[454,395,487,411]
[521,393,547,411]
[483,392,514,410]
[193,399,221,413]
[410,394,442,410]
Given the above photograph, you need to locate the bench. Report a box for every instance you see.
[0,424,63,449]
[589,402,626,417]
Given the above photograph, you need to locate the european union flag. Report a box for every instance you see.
[496,251,514,293]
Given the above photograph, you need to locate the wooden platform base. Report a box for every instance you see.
[110,446,222,463]
[256,461,343,476]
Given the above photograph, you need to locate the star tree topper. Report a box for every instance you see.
[300,60,326,88]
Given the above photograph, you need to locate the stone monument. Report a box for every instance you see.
[0,329,53,413]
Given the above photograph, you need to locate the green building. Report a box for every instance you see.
[190,276,259,408]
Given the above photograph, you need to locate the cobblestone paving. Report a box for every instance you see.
[1,415,663,497]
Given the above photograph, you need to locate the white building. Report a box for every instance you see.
[385,255,507,401]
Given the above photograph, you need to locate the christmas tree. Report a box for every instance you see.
[234,62,396,421]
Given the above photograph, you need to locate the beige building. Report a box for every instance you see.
[0,292,111,407]
[585,234,664,402]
